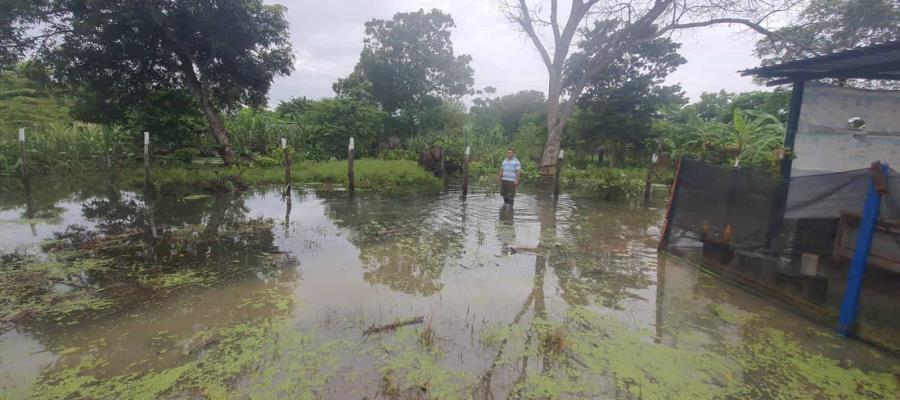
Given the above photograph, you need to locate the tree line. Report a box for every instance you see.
[1,0,897,173]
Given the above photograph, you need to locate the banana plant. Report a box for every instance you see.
[730,109,784,167]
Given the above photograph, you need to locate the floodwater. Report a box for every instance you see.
[0,177,897,399]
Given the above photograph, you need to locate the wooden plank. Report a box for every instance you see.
[658,156,684,251]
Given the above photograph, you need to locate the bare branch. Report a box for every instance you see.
[550,0,561,43]
[656,17,818,54]
[501,0,554,71]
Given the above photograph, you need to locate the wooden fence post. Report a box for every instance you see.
[462,145,470,198]
[439,145,446,179]
[143,132,150,183]
[282,137,291,196]
[553,149,565,198]
[142,132,158,238]
[642,148,660,207]
[348,137,355,193]
[18,128,28,180]
[21,128,34,236]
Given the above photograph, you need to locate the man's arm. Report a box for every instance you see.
[497,166,503,183]
[515,163,521,185]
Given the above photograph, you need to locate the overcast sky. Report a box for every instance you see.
[267,0,769,108]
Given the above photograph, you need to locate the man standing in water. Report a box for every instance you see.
[497,148,521,205]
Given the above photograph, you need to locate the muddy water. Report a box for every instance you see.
[0,178,897,399]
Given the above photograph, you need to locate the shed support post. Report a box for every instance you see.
[766,80,805,249]
[836,162,888,337]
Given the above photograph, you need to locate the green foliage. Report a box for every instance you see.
[755,0,900,70]
[71,89,207,147]
[54,0,293,110]
[50,0,294,164]
[656,107,786,174]
[681,89,790,124]
[563,27,687,164]
[334,8,473,112]
[0,122,133,174]
[0,64,71,132]
[470,90,546,137]
[510,121,547,163]
[301,98,390,159]
[0,1,52,67]
[562,166,644,199]
[215,108,303,157]
[121,159,440,188]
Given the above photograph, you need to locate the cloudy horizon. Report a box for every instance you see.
[267,0,772,108]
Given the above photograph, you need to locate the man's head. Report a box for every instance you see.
[506,148,515,160]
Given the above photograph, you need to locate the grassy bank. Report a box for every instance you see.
[120,159,440,189]
[466,161,671,200]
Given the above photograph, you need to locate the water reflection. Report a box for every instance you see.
[0,179,895,398]
[317,191,465,296]
[1,182,300,388]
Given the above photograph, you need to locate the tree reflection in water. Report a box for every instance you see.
[3,183,299,381]
[317,190,465,296]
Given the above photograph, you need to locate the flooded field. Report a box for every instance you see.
[0,177,897,399]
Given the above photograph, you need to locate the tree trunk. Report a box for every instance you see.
[197,98,237,165]
[177,55,237,166]
[540,119,563,174]
[540,71,565,175]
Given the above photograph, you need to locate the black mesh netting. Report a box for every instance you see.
[663,159,900,252]
[660,158,900,351]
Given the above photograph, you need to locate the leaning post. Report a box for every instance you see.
[836,162,889,337]
[462,145,471,198]
[553,149,565,198]
[348,137,355,193]
[18,128,28,180]
[282,137,291,197]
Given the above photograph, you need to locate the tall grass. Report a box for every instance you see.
[122,159,440,188]
[201,110,308,157]
[1,123,134,173]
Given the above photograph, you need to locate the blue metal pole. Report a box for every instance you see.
[836,163,889,337]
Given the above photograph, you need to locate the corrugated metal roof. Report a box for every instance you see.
[741,40,900,85]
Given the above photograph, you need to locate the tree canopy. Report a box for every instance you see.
[333,9,474,112]
[563,28,686,164]
[755,0,900,65]
[470,90,546,137]
[49,0,294,164]
[501,0,799,172]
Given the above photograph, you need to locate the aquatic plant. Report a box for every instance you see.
[375,327,473,400]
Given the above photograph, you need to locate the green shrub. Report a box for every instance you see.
[172,148,201,163]
[563,166,643,199]
[378,149,417,161]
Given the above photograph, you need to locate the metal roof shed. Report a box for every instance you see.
[741,40,900,178]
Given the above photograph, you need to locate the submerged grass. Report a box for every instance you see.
[33,312,348,399]
[0,217,282,324]
[506,306,899,399]
[376,327,473,400]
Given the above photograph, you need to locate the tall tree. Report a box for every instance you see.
[50,0,293,164]
[501,0,798,173]
[334,9,474,113]
[565,30,686,164]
